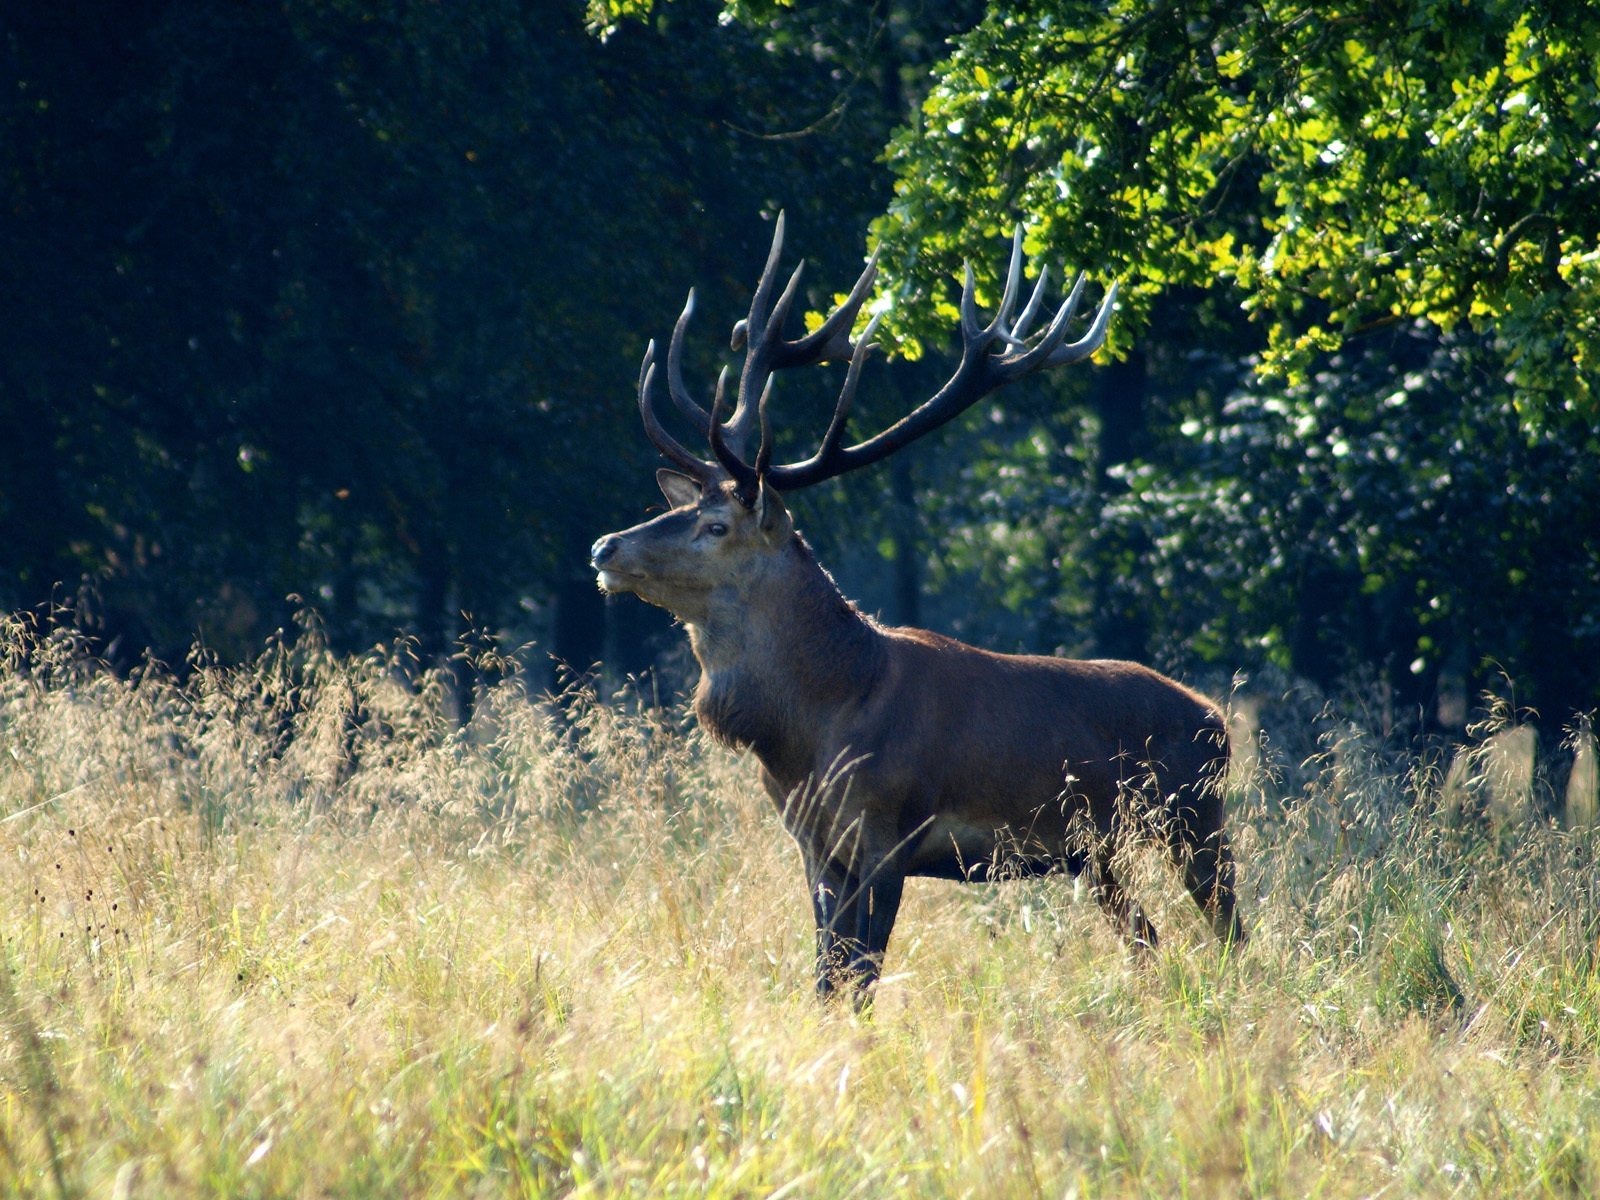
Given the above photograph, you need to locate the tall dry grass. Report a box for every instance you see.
[1,615,1597,1198]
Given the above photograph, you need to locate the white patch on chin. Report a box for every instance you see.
[596,569,628,593]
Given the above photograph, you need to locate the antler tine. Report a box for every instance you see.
[1042,278,1118,368]
[958,262,983,340]
[729,262,802,354]
[959,230,1024,345]
[713,365,732,421]
[1008,262,1052,344]
[667,289,713,436]
[1000,271,1088,377]
[731,210,788,355]
[719,217,802,458]
[780,246,880,366]
[992,225,1026,332]
[809,311,882,470]
[707,360,762,501]
[753,376,775,480]
[768,259,807,342]
[724,257,804,457]
[638,342,716,479]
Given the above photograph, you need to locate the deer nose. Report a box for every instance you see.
[591,535,620,567]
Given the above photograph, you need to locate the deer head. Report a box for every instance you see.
[591,466,797,624]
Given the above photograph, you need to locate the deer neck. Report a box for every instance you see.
[688,536,883,771]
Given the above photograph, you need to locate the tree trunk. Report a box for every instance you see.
[888,454,922,628]
[551,562,606,683]
[1089,349,1150,660]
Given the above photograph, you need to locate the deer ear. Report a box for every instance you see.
[755,479,792,541]
[656,469,702,509]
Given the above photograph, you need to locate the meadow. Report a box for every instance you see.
[1,616,1597,1199]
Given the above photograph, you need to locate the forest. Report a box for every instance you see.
[4,0,1596,723]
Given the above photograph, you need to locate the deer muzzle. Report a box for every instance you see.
[591,534,637,594]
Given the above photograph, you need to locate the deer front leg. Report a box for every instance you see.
[812,857,889,1004]
[806,846,906,1006]
[807,854,854,1000]
[1090,840,1159,955]
[1163,784,1247,946]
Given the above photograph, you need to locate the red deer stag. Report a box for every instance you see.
[591,216,1244,1001]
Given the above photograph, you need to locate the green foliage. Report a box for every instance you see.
[1108,327,1600,701]
[852,0,1599,716]
[874,1,1597,404]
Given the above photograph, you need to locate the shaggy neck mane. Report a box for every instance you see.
[689,534,884,773]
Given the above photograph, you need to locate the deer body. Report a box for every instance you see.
[592,217,1244,999]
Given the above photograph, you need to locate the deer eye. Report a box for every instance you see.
[706,522,729,538]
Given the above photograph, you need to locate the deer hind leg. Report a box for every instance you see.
[1165,789,1246,946]
[1090,840,1159,954]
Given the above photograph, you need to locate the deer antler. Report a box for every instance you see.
[638,217,1117,503]
[645,213,878,480]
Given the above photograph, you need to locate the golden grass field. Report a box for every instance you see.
[2,617,1597,1198]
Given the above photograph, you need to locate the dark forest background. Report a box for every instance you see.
[3,0,1596,727]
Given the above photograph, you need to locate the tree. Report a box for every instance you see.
[875,0,1600,720]
[601,0,1598,720]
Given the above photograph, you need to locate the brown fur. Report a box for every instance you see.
[593,473,1244,1000]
